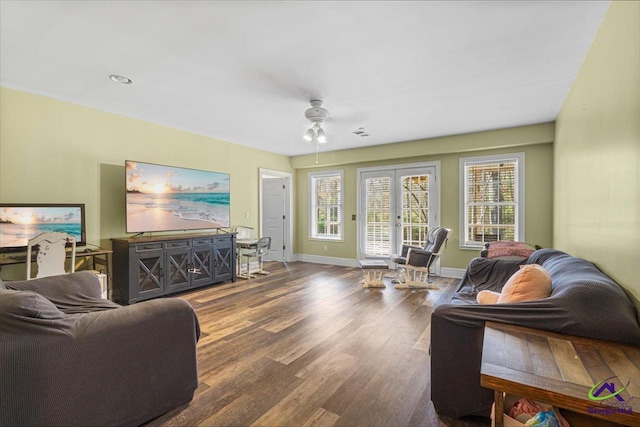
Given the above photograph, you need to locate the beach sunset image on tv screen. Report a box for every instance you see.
[0,205,84,249]
[125,161,230,233]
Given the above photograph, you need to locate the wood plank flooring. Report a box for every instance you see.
[145,261,489,427]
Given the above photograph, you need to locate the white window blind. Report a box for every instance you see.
[364,176,391,256]
[460,153,524,248]
[310,171,343,240]
[400,174,430,248]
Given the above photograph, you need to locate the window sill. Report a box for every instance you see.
[459,245,484,251]
[309,237,344,243]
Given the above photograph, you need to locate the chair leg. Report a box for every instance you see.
[237,255,256,279]
[255,256,270,275]
[390,263,404,284]
[394,268,438,290]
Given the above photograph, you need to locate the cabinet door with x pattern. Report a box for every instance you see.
[133,250,165,300]
[166,247,191,292]
[214,238,234,282]
[191,245,214,287]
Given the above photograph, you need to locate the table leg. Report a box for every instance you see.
[494,390,504,427]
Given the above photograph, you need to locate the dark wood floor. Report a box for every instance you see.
[146,261,489,427]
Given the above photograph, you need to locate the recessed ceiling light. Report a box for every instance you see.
[109,74,133,84]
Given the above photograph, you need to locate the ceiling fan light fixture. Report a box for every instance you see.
[303,128,315,142]
[302,100,329,160]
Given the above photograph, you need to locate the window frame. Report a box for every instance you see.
[309,170,344,241]
[459,152,525,250]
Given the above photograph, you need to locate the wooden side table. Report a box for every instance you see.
[480,321,640,427]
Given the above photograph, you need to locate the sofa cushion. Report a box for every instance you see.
[477,264,552,304]
[0,288,65,319]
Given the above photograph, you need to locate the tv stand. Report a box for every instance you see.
[111,232,236,305]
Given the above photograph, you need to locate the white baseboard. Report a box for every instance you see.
[295,254,360,268]
[293,254,466,279]
[440,267,466,279]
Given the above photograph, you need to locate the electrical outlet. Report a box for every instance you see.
[245,211,249,219]
[324,245,328,252]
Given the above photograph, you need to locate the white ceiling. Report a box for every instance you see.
[0,1,610,156]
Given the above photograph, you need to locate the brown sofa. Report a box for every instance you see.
[0,271,200,426]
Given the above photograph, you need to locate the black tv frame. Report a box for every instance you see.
[0,203,87,253]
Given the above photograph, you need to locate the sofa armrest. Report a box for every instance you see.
[430,312,490,418]
[4,271,119,313]
[1,297,200,426]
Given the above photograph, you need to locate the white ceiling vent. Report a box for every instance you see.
[353,127,370,137]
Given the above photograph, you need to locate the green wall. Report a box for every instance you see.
[0,87,293,278]
[554,1,640,307]
[0,85,555,277]
[294,124,555,270]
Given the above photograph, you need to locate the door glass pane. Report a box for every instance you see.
[364,176,391,256]
[400,174,429,248]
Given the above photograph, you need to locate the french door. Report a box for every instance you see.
[358,163,439,260]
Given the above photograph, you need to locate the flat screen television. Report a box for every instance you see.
[0,203,87,253]
[125,160,230,234]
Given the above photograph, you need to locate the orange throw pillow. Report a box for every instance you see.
[477,264,552,304]
[477,290,500,304]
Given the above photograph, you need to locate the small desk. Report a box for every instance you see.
[236,238,258,279]
[480,321,640,427]
[0,248,112,287]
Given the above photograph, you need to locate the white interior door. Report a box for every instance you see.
[359,163,439,260]
[261,177,286,261]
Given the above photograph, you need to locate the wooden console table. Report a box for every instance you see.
[481,321,640,427]
[111,233,236,304]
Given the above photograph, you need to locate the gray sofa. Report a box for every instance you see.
[0,271,200,427]
[430,248,640,419]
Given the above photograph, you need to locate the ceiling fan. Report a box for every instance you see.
[303,100,329,145]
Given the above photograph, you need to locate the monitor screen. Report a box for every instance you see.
[125,160,230,233]
[0,203,87,252]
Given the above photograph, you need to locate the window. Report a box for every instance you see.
[309,170,343,240]
[460,153,524,248]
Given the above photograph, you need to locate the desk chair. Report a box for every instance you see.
[26,232,76,279]
[239,236,271,279]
